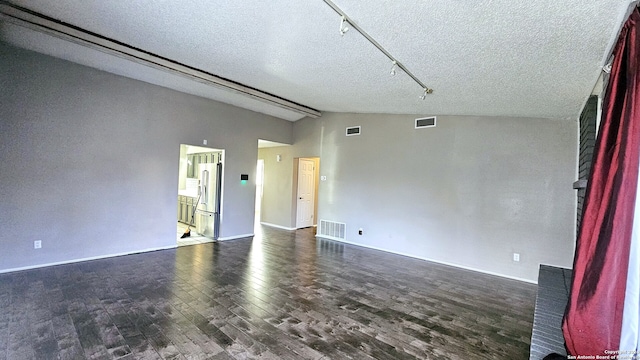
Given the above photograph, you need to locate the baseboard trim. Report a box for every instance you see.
[217,233,254,241]
[315,235,537,284]
[260,222,296,231]
[0,244,178,274]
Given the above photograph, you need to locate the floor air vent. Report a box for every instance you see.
[318,220,347,241]
[415,116,436,129]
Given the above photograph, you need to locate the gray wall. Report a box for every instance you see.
[294,113,577,282]
[0,43,292,272]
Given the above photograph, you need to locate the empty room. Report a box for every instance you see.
[1,1,638,359]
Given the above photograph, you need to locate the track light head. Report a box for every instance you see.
[339,16,349,36]
[603,56,613,74]
[390,61,397,76]
[419,88,433,100]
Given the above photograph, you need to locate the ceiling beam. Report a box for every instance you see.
[0,1,322,119]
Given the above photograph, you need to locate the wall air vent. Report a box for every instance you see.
[346,126,361,136]
[318,220,347,241]
[415,116,436,129]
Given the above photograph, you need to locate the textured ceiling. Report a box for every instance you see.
[1,0,634,121]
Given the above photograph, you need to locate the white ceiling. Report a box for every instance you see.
[1,0,635,121]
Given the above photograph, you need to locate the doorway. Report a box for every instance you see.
[176,144,224,246]
[295,158,318,229]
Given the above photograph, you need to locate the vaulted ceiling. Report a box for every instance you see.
[0,0,635,121]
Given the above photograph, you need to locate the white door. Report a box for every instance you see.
[296,158,316,228]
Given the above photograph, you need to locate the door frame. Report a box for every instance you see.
[255,159,265,222]
[176,144,224,242]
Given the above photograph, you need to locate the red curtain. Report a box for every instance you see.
[562,8,640,356]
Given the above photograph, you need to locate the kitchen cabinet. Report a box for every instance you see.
[178,195,198,224]
[187,154,197,178]
[178,196,184,223]
[185,197,194,224]
[177,196,182,222]
[186,151,221,178]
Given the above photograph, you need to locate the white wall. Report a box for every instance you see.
[0,43,292,272]
[293,113,577,282]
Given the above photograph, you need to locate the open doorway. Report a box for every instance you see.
[257,141,319,230]
[176,144,224,246]
[256,140,292,230]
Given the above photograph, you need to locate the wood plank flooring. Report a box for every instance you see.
[0,226,537,359]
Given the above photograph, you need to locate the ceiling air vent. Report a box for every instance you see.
[415,116,436,129]
[346,126,361,136]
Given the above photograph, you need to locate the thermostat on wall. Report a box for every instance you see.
[240,174,249,181]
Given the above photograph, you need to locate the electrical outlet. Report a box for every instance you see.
[358,228,363,235]
[513,253,520,262]
[34,240,42,249]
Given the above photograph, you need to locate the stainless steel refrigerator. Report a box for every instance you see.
[195,162,222,239]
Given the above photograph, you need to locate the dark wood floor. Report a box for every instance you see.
[0,226,537,359]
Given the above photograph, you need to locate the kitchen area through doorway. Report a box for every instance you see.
[176,144,224,246]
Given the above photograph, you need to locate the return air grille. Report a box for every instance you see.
[318,220,347,241]
[415,116,436,129]
[346,126,361,136]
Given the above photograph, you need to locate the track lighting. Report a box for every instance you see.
[339,16,349,36]
[324,0,434,96]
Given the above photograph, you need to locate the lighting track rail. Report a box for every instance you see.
[322,0,434,96]
[0,1,322,119]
